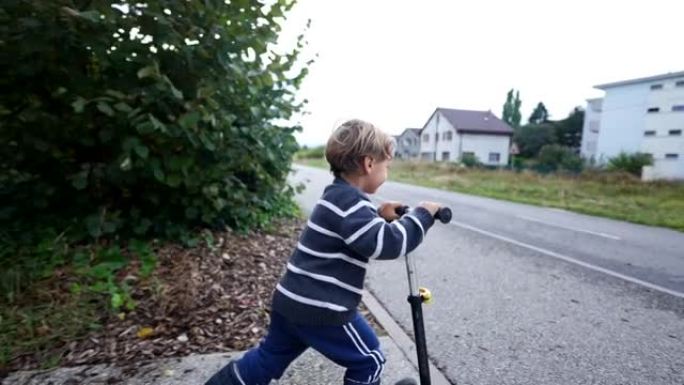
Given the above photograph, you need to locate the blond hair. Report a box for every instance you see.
[325,119,394,177]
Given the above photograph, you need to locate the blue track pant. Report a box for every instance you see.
[207,311,386,385]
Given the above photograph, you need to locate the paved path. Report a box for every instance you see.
[292,165,684,385]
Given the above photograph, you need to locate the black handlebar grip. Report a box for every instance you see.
[394,205,451,224]
[395,205,410,217]
[435,207,452,224]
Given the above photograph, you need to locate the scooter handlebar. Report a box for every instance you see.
[395,205,452,224]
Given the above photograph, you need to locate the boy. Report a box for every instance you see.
[205,119,441,385]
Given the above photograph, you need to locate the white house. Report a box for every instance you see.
[419,108,513,166]
[394,128,421,159]
[580,98,603,162]
[590,71,684,180]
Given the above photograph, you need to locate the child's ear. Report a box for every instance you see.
[361,156,373,175]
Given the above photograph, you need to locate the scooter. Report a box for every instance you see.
[396,206,452,385]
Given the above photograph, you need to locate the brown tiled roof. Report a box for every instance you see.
[432,108,513,135]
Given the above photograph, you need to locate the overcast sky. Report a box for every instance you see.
[277,0,684,146]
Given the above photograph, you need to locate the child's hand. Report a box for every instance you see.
[378,201,403,221]
[418,201,441,217]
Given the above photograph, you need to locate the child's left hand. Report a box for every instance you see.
[378,201,403,221]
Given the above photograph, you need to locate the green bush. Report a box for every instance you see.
[607,152,653,177]
[0,1,307,306]
[461,153,481,168]
[510,156,525,171]
[0,1,307,239]
[536,144,583,173]
[513,123,558,157]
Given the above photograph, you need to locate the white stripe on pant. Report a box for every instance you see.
[343,323,385,383]
[348,323,386,381]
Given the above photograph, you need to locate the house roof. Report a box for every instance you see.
[595,70,684,90]
[398,128,421,137]
[586,98,603,112]
[430,108,513,135]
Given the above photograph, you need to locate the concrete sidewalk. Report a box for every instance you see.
[3,336,416,385]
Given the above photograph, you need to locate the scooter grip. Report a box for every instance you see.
[435,207,452,223]
[394,205,452,224]
[395,205,410,217]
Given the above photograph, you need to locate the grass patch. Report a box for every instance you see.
[0,234,154,371]
[296,158,684,231]
[297,157,328,170]
[0,273,104,370]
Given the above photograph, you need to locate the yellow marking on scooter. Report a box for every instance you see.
[419,287,432,304]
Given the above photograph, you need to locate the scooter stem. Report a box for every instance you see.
[395,205,452,385]
[405,251,431,385]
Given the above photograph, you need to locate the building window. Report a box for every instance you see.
[435,133,439,142]
[462,151,475,159]
[672,105,684,112]
[650,84,663,90]
[423,134,429,142]
[665,153,679,160]
[442,151,450,161]
[644,130,656,136]
[587,141,597,152]
[647,107,660,113]
[589,120,600,133]
[489,152,500,163]
[676,80,684,88]
[446,131,453,141]
[669,129,682,136]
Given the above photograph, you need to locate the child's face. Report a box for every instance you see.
[362,156,391,194]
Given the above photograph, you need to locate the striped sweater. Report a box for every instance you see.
[271,177,435,326]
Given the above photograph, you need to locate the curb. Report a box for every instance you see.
[362,289,452,385]
[2,337,417,385]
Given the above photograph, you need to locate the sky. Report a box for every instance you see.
[276,0,684,147]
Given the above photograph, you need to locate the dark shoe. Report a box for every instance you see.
[204,360,241,385]
[394,378,418,385]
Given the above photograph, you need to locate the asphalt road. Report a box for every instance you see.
[290,165,684,385]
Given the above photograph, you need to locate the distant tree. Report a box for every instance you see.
[555,107,584,150]
[528,102,549,124]
[514,106,585,157]
[512,91,522,128]
[513,123,557,158]
[502,89,522,128]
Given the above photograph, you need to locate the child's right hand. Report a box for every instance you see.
[418,201,442,217]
